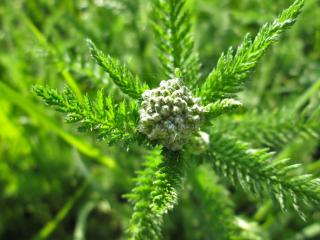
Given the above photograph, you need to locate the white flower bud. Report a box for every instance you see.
[142,90,152,98]
[193,97,201,104]
[147,107,153,114]
[152,113,161,122]
[192,115,200,122]
[161,105,170,116]
[172,106,180,114]
[160,80,167,87]
[138,78,205,150]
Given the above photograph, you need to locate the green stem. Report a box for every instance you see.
[32,182,89,240]
[293,79,320,114]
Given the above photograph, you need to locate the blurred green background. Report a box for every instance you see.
[0,0,319,239]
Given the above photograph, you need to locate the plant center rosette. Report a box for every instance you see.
[138,78,205,150]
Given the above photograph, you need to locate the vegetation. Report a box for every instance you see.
[0,0,319,239]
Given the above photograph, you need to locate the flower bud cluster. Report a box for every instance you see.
[139,78,204,150]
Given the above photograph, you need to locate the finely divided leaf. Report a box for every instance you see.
[152,0,201,85]
[33,85,138,144]
[206,129,320,218]
[200,0,304,103]
[87,39,148,99]
[126,147,185,240]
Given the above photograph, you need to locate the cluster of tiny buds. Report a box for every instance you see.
[138,78,204,151]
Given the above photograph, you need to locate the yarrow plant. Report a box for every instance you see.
[139,78,204,150]
[34,0,320,239]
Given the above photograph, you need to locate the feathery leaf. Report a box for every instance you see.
[126,147,185,240]
[200,0,304,103]
[214,108,319,150]
[206,129,320,219]
[87,39,148,99]
[152,0,201,85]
[204,98,243,119]
[190,165,239,240]
[33,85,138,145]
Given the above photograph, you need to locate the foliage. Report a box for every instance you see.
[33,85,139,144]
[125,147,185,239]
[214,107,319,150]
[87,39,149,99]
[199,0,305,103]
[207,129,320,219]
[152,0,201,84]
[0,0,320,239]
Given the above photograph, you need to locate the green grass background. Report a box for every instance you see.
[0,0,319,239]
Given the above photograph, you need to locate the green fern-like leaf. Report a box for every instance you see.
[126,147,185,240]
[152,0,201,84]
[206,129,320,219]
[30,0,319,237]
[87,39,149,99]
[204,98,243,120]
[200,0,304,103]
[190,165,239,240]
[214,108,319,150]
[185,165,266,240]
[33,85,138,144]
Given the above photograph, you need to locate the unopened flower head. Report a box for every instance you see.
[139,78,204,150]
